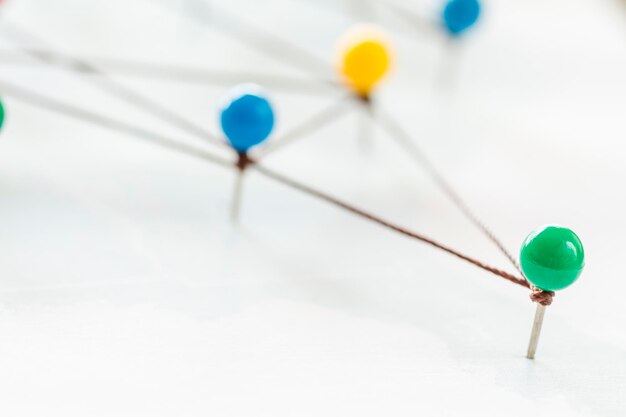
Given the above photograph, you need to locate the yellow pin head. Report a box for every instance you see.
[336,25,392,98]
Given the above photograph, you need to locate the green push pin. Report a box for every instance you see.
[0,99,5,130]
[520,225,585,359]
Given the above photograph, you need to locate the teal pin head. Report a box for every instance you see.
[0,99,5,130]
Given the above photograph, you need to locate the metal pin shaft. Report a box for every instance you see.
[230,171,245,223]
[526,304,546,359]
[358,96,374,151]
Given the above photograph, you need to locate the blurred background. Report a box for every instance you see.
[0,0,625,415]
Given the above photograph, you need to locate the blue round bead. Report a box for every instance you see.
[442,0,480,36]
[220,84,274,153]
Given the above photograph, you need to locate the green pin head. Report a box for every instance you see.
[520,225,585,292]
[0,99,4,130]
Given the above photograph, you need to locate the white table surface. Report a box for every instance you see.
[0,0,625,415]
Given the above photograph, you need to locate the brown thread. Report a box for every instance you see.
[1,21,228,150]
[0,8,547,306]
[194,3,331,79]
[0,80,233,170]
[0,48,337,96]
[236,152,254,172]
[256,96,353,158]
[373,108,524,275]
[252,163,529,289]
[0,77,541,304]
[530,287,555,306]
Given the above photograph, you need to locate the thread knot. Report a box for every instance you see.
[529,287,554,306]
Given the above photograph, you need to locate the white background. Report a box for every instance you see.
[0,0,625,415]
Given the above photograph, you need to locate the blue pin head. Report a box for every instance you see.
[442,0,480,37]
[219,84,274,153]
